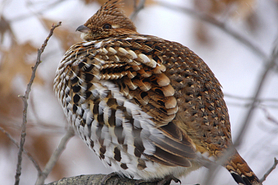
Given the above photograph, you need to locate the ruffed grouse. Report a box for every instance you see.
[54,0,262,184]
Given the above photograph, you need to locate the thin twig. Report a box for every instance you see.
[225,101,278,109]
[35,127,75,185]
[130,0,146,20]
[14,21,61,185]
[158,2,267,60]
[260,158,278,183]
[234,38,278,147]
[224,93,278,103]
[259,105,278,125]
[0,127,42,173]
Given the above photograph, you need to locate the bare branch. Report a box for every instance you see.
[234,37,278,147]
[0,126,42,173]
[157,2,267,60]
[259,105,278,125]
[35,127,75,185]
[225,93,278,109]
[260,158,278,183]
[130,0,146,21]
[46,174,158,185]
[224,93,278,103]
[14,21,62,185]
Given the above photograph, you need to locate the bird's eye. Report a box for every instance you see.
[103,23,112,29]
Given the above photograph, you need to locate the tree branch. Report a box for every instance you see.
[224,93,278,103]
[35,127,75,185]
[46,174,158,185]
[259,105,278,125]
[0,126,42,173]
[14,21,61,185]
[234,36,278,147]
[260,158,278,183]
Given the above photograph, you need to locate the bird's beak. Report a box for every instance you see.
[76,25,90,33]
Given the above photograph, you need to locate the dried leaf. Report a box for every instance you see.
[195,22,212,45]
[245,11,259,32]
[233,0,256,19]
[0,91,22,119]
[194,0,225,14]
[194,0,255,18]
[0,41,44,95]
[0,15,14,43]
[193,0,258,42]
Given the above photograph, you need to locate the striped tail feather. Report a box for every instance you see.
[225,152,262,185]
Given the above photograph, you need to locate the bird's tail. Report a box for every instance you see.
[225,152,262,185]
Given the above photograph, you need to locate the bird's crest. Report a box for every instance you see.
[84,0,136,31]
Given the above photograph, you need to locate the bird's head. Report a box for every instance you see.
[76,0,138,41]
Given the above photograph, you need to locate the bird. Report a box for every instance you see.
[53,0,262,184]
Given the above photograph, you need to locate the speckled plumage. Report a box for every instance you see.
[53,0,261,184]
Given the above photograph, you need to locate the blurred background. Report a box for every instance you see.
[0,0,278,184]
